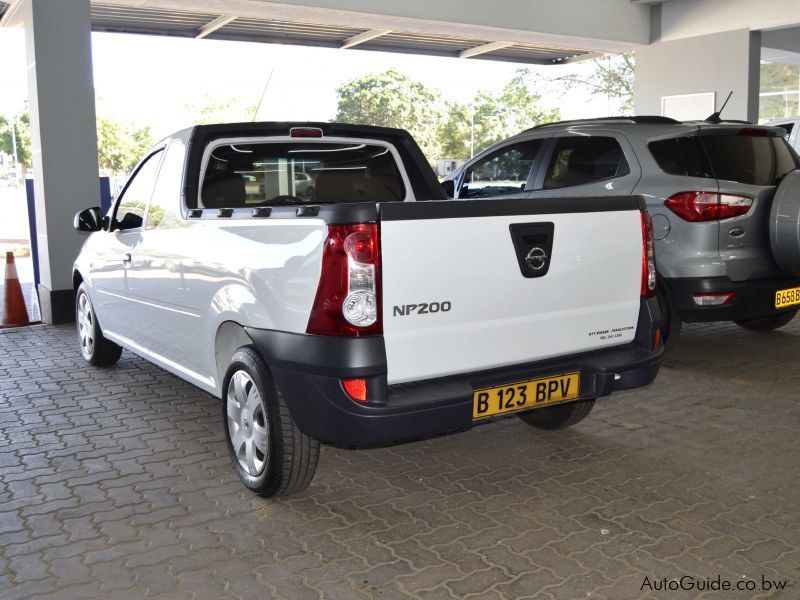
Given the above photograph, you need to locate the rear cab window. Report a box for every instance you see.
[199,140,407,208]
[649,129,800,186]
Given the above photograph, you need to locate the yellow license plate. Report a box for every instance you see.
[472,372,580,420]
[775,286,800,309]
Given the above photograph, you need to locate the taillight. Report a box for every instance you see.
[664,191,752,222]
[306,223,381,336]
[641,212,656,298]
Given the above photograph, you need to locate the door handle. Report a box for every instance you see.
[123,253,132,266]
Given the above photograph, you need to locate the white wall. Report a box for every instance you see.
[634,29,761,122]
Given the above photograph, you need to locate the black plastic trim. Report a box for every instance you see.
[296,205,320,217]
[663,275,800,322]
[217,208,233,218]
[380,196,645,221]
[245,329,387,378]
[246,297,663,447]
[252,207,271,218]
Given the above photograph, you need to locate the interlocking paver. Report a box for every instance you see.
[1,321,799,598]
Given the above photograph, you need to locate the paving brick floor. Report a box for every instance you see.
[0,321,798,599]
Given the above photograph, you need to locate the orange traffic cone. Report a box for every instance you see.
[2,251,30,327]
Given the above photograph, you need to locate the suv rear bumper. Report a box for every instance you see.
[246,298,663,448]
[664,275,800,322]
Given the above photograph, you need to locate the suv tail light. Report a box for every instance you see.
[664,191,752,222]
[641,212,657,298]
[306,223,381,336]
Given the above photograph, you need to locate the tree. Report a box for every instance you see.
[334,69,446,160]
[0,112,32,168]
[96,117,153,176]
[760,62,799,122]
[557,52,635,115]
[439,70,560,158]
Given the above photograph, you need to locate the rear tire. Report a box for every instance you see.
[223,346,320,498]
[516,399,596,430]
[735,310,797,332]
[75,283,122,367]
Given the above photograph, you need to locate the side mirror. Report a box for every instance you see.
[441,180,455,197]
[74,207,104,232]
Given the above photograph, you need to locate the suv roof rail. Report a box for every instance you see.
[522,115,680,133]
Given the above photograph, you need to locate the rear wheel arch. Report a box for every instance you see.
[73,270,84,292]
[214,321,254,395]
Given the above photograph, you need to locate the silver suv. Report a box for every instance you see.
[443,117,800,342]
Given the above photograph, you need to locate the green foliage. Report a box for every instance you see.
[0,113,32,167]
[335,69,446,160]
[760,63,799,122]
[468,70,560,154]
[96,117,153,175]
[557,52,635,115]
[335,68,559,161]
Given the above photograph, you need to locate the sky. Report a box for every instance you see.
[0,28,616,141]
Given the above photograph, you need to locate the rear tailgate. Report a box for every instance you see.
[379,197,645,384]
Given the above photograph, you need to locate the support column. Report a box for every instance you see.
[23,0,100,324]
[635,29,761,123]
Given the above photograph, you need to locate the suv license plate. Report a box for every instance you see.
[775,286,800,309]
[473,373,580,420]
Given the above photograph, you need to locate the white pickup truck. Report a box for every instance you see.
[73,122,664,497]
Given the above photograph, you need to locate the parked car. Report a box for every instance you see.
[767,117,800,153]
[443,117,800,342]
[294,171,315,197]
[73,121,663,497]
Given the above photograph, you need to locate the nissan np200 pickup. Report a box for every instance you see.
[73,122,664,497]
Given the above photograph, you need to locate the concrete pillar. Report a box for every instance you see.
[22,0,99,324]
[634,29,761,123]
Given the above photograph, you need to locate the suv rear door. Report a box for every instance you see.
[530,131,641,197]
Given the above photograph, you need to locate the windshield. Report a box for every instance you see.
[201,141,405,207]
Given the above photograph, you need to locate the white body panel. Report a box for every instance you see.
[380,211,642,384]
[77,217,326,395]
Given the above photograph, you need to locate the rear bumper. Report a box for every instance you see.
[664,275,800,322]
[246,298,663,448]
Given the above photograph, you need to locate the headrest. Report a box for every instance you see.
[202,172,246,208]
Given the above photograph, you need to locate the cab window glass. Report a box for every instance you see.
[200,142,404,207]
[543,136,630,189]
[462,140,542,199]
[146,141,186,230]
[115,150,163,230]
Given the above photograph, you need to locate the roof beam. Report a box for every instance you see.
[196,15,237,39]
[340,29,391,50]
[459,40,514,59]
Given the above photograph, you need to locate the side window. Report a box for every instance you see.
[649,137,713,179]
[114,150,163,230]
[462,140,542,199]
[543,136,630,190]
[146,141,186,230]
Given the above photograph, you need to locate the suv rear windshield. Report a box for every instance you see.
[201,141,405,208]
[649,132,800,186]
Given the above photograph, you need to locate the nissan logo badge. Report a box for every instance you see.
[525,247,548,271]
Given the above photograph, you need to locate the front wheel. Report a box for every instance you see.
[75,283,122,366]
[735,310,798,332]
[223,346,320,498]
[516,399,596,430]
